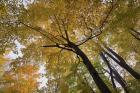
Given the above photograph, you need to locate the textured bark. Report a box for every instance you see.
[68,42,111,93]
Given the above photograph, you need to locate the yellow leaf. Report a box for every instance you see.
[0,55,8,64]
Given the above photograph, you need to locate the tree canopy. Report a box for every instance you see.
[0,0,140,93]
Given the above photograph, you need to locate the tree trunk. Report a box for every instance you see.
[69,42,111,93]
[105,47,140,79]
[112,68,129,93]
[100,52,116,89]
[130,28,140,41]
[100,52,128,92]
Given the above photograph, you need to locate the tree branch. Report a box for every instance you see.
[42,44,76,53]
[19,21,64,44]
[61,19,70,42]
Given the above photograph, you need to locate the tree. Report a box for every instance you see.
[0,0,140,93]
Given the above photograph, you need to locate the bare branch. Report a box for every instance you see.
[53,15,65,38]
[76,2,116,46]
[61,19,70,41]
[81,15,93,37]
[19,21,65,44]
[99,1,116,30]
[42,44,76,53]
[77,31,102,46]
[41,44,59,48]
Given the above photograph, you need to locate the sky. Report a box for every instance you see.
[5,40,25,59]
[4,1,48,88]
[23,0,34,7]
[4,40,48,89]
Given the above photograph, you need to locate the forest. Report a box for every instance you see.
[0,0,140,93]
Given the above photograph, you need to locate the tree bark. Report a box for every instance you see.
[105,47,140,79]
[130,28,140,41]
[112,68,129,93]
[100,52,128,92]
[69,42,111,93]
[100,52,116,89]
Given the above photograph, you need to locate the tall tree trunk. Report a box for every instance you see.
[100,52,116,89]
[104,47,140,79]
[130,28,140,41]
[112,68,129,93]
[100,52,128,93]
[69,42,111,93]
